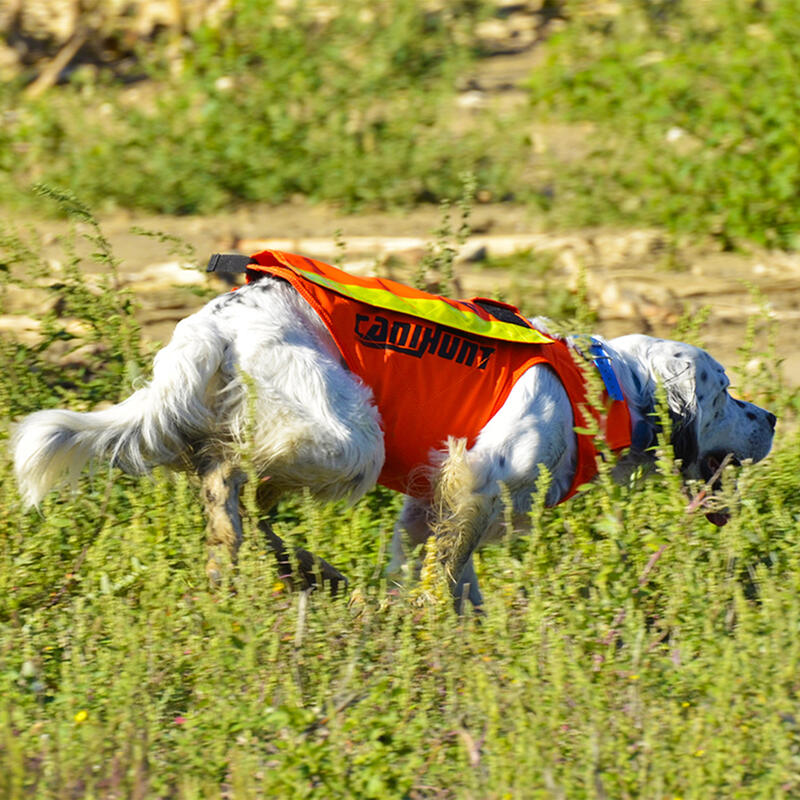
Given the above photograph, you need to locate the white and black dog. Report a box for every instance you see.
[12,262,776,606]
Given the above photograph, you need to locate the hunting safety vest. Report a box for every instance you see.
[242,249,631,501]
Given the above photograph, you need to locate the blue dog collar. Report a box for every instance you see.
[588,338,625,402]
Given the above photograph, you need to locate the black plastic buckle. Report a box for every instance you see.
[206,253,256,273]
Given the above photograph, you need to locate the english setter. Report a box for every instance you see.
[12,259,776,607]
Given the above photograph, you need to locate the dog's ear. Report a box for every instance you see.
[670,409,699,471]
[606,335,712,472]
[641,341,703,471]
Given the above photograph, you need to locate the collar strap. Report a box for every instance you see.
[588,338,625,402]
[585,338,653,452]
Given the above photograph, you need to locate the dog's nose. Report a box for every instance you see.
[767,411,777,430]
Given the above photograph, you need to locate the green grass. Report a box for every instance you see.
[473,247,582,322]
[0,0,514,215]
[2,206,800,797]
[525,0,800,248]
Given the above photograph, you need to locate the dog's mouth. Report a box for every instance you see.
[704,509,730,527]
[695,452,741,527]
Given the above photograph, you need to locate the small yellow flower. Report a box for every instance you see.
[272,581,285,593]
[74,710,88,724]
[681,701,691,708]
[629,674,640,681]
[694,749,705,757]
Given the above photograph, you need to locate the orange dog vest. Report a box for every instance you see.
[245,250,631,501]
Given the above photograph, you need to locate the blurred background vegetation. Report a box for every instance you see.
[2,0,799,248]
[3,4,800,797]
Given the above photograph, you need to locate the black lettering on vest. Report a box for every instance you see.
[438,333,460,360]
[353,311,494,371]
[355,313,370,339]
[407,324,422,351]
[477,345,495,370]
[455,338,478,367]
[389,320,411,347]
[418,325,442,356]
[365,315,388,343]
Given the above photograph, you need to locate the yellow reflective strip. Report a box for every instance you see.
[294,268,553,345]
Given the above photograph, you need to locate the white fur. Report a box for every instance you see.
[13,280,384,509]
[390,333,775,605]
[12,278,775,606]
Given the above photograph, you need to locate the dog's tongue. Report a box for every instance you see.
[705,510,730,527]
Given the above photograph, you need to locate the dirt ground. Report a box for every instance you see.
[4,200,800,391]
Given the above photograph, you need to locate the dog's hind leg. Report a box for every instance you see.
[201,462,247,584]
[200,462,348,592]
[251,455,361,596]
[257,520,348,596]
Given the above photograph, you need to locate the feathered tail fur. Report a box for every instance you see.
[12,316,232,507]
[431,436,488,580]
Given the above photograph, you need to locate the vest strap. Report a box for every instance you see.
[207,253,256,273]
[472,298,531,328]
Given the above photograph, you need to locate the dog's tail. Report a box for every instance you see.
[431,437,485,577]
[12,318,230,507]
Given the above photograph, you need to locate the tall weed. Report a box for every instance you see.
[0,188,145,422]
[1,218,798,798]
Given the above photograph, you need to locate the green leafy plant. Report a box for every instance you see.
[0,1,513,215]
[526,0,800,248]
[1,206,798,798]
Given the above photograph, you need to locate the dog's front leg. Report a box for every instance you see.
[390,496,486,609]
[455,555,484,609]
[441,495,496,612]
[201,462,247,584]
[387,497,435,578]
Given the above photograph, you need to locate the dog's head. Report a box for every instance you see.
[607,334,776,523]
